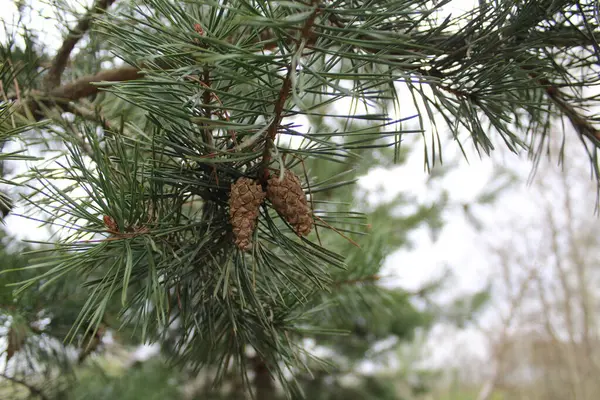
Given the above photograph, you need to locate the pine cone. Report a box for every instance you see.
[267,170,313,236]
[229,177,266,251]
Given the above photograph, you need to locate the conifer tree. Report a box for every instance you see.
[0,0,599,398]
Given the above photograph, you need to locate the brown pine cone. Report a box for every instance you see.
[267,170,313,236]
[229,177,266,251]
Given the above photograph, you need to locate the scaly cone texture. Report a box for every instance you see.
[267,170,313,236]
[229,177,266,251]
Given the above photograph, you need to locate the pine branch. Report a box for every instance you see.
[0,373,49,400]
[7,6,597,110]
[48,66,140,102]
[200,67,215,148]
[516,58,600,141]
[543,84,600,141]
[260,3,321,182]
[7,20,599,126]
[44,0,117,90]
[13,2,600,397]
[424,61,600,142]
[17,67,141,119]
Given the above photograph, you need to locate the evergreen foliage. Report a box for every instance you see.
[0,0,599,398]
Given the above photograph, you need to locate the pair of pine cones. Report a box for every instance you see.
[229,170,313,251]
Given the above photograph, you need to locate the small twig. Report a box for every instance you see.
[79,228,150,243]
[191,21,231,186]
[313,214,360,248]
[192,23,222,148]
[0,373,49,400]
[0,81,7,103]
[176,283,183,311]
[198,67,221,185]
[45,0,117,89]
[78,326,104,365]
[260,3,321,183]
[78,215,151,243]
[260,66,293,182]
[251,356,275,399]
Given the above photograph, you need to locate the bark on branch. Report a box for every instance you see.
[544,84,600,141]
[22,66,141,119]
[49,66,140,101]
[44,0,117,90]
[260,4,320,182]
[523,65,600,141]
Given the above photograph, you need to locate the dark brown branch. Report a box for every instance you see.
[251,356,276,400]
[45,0,117,90]
[0,373,49,400]
[523,64,600,141]
[260,4,321,183]
[543,84,600,141]
[259,65,294,183]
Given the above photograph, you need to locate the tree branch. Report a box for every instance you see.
[49,66,140,101]
[260,4,320,182]
[20,66,141,120]
[544,84,600,141]
[523,65,600,141]
[44,0,117,90]
[0,373,49,400]
[9,17,600,142]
